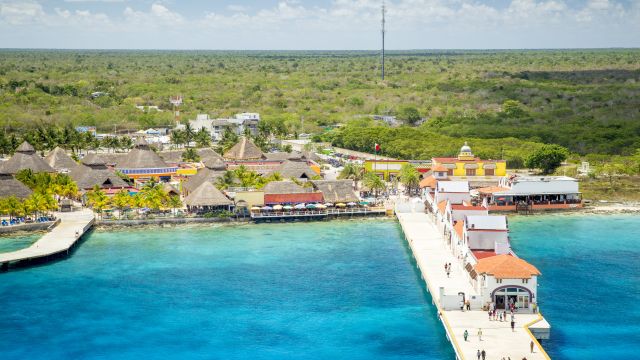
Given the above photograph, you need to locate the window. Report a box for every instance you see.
[447,169,454,176]
[466,168,476,176]
[496,279,502,284]
[522,279,528,284]
[485,168,494,176]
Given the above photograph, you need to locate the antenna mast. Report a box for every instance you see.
[381,1,386,81]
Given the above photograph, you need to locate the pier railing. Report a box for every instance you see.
[250,207,387,219]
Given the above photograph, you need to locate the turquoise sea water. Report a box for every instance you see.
[0,233,39,252]
[509,214,640,360]
[0,220,453,360]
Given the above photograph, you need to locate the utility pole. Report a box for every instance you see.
[381,1,386,81]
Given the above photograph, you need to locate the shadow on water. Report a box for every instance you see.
[1,227,95,274]
[393,223,455,354]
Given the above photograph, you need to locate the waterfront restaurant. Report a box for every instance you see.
[477,175,582,211]
[183,181,233,214]
[115,138,177,184]
[473,254,541,311]
[431,142,506,177]
[262,181,324,205]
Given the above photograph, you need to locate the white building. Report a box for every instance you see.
[478,175,581,210]
[463,215,510,254]
[473,254,541,311]
[182,113,260,141]
[430,181,471,212]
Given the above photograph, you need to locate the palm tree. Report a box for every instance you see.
[194,128,211,148]
[182,148,200,162]
[184,123,195,147]
[363,173,386,199]
[165,195,182,216]
[112,189,132,219]
[399,163,420,196]
[216,170,236,190]
[171,129,186,149]
[86,185,109,219]
[338,163,365,189]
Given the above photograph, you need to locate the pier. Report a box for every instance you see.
[395,201,550,360]
[0,209,95,270]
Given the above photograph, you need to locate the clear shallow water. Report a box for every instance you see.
[0,220,453,360]
[0,233,39,252]
[509,214,640,360]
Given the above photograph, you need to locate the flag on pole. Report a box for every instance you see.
[375,143,381,152]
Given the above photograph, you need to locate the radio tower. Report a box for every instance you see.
[381,1,386,81]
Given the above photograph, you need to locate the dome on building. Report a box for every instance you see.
[460,142,472,154]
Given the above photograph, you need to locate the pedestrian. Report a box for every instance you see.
[530,340,534,353]
[477,350,481,360]
[488,310,492,321]
[481,349,486,360]
[447,269,450,278]
[467,300,471,311]
[499,312,503,322]
[460,300,465,311]
[477,328,483,341]
[464,329,468,341]
[511,320,515,332]
[444,263,448,272]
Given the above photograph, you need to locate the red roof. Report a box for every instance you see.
[431,165,448,172]
[432,157,505,163]
[475,254,541,279]
[454,221,464,239]
[472,250,497,260]
[437,200,447,215]
[419,175,437,189]
[451,204,487,211]
[264,192,323,205]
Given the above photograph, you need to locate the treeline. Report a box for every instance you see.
[1,49,639,156]
[0,125,133,155]
[318,120,546,168]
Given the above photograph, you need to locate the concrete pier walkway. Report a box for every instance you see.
[0,209,95,268]
[396,206,550,360]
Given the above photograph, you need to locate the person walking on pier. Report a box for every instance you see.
[477,349,481,360]
[481,349,486,360]
[530,340,535,353]
[511,320,515,332]
[477,328,483,341]
[464,329,468,341]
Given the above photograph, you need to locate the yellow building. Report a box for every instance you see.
[431,142,506,177]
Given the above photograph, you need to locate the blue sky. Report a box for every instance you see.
[0,0,638,49]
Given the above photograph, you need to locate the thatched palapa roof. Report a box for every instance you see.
[311,180,359,203]
[182,167,225,194]
[262,181,308,194]
[70,156,129,190]
[0,173,33,199]
[184,181,232,207]
[275,160,317,179]
[162,183,180,196]
[0,141,55,174]
[45,147,79,172]
[117,138,168,169]
[223,137,265,161]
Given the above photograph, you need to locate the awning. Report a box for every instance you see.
[464,163,478,169]
[482,163,497,169]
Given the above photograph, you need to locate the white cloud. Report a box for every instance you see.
[0,0,639,48]
[0,1,45,25]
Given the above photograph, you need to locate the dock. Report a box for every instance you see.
[395,202,550,360]
[0,209,95,270]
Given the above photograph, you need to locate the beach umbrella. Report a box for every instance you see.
[250,206,261,211]
[306,204,316,209]
[335,203,346,208]
[273,205,283,211]
[262,206,273,211]
[324,203,334,207]
[315,204,327,209]
[283,205,293,210]
[294,203,306,209]
[347,202,357,207]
